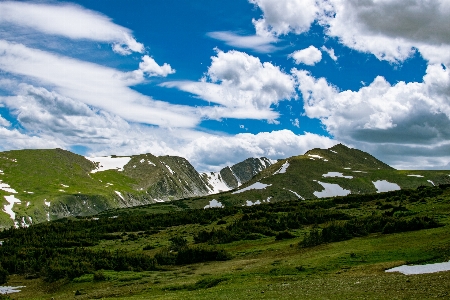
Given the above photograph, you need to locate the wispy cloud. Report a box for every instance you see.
[207,31,280,53]
[0,1,143,55]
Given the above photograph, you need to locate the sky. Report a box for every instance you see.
[0,0,449,172]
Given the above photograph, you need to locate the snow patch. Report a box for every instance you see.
[44,201,50,207]
[0,180,17,193]
[26,202,30,207]
[428,180,435,186]
[329,150,337,154]
[372,180,401,193]
[140,159,145,163]
[386,261,450,275]
[87,156,131,173]
[323,172,353,179]
[243,200,262,206]
[344,167,351,170]
[3,195,21,223]
[407,175,424,178]
[352,171,367,173]
[313,181,351,198]
[204,172,231,194]
[273,161,289,175]
[161,162,174,175]
[147,160,156,166]
[204,199,224,209]
[308,154,324,159]
[0,286,25,294]
[232,182,272,194]
[115,191,125,201]
[285,189,304,200]
[60,184,69,188]
[153,198,165,203]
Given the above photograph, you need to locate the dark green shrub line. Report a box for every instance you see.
[299,215,442,248]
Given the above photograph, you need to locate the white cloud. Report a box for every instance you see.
[162,49,296,121]
[0,1,143,55]
[249,0,321,36]
[289,46,322,66]
[0,41,197,128]
[207,31,280,53]
[291,118,300,128]
[0,115,11,127]
[293,63,450,168]
[321,46,338,61]
[250,0,450,65]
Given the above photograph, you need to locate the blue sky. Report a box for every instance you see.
[0,0,449,171]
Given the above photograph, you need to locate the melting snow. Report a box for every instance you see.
[204,172,231,194]
[115,191,125,201]
[60,184,69,188]
[308,154,325,160]
[344,167,351,170]
[0,170,3,174]
[386,261,450,275]
[44,201,50,207]
[428,180,435,186]
[204,199,224,209]
[273,161,290,175]
[372,180,401,193]
[0,286,25,294]
[26,202,30,207]
[329,150,338,154]
[140,159,145,163]
[147,160,156,166]
[313,181,351,198]
[407,175,424,178]
[352,171,367,173]
[232,182,272,194]
[323,172,353,179]
[87,156,131,173]
[0,181,17,193]
[153,198,165,203]
[3,195,21,223]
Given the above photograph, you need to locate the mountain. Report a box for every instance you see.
[0,149,273,228]
[173,144,450,210]
[201,157,275,193]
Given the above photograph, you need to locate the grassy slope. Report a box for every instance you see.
[6,186,450,299]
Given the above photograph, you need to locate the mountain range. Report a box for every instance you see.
[0,144,448,228]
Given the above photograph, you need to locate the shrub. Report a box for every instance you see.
[93,270,106,282]
[275,231,296,240]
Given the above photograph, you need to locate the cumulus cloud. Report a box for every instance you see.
[207,31,280,53]
[249,0,321,36]
[251,0,450,64]
[290,46,322,66]
[0,1,143,55]
[0,41,197,128]
[293,63,450,168]
[162,49,296,121]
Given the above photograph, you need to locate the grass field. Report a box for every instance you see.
[2,185,450,299]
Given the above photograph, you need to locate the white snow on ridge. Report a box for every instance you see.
[115,191,125,201]
[232,182,272,194]
[0,181,17,193]
[386,261,450,275]
[407,174,424,178]
[313,181,351,198]
[322,172,353,179]
[3,195,21,223]
[285,189,304,200]
[273,161,289,175]
[204,199,224,209]
[204,172,231,194]
[161,162,174,175]
[372,180,401,193]
[329,150,337,154]
[87,156,131,173]
[148,160,156,166]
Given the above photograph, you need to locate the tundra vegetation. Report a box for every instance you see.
[0,184,449,299]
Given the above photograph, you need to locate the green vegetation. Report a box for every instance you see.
[0,184,449,299]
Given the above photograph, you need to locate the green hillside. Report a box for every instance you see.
[0,184,449,299]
